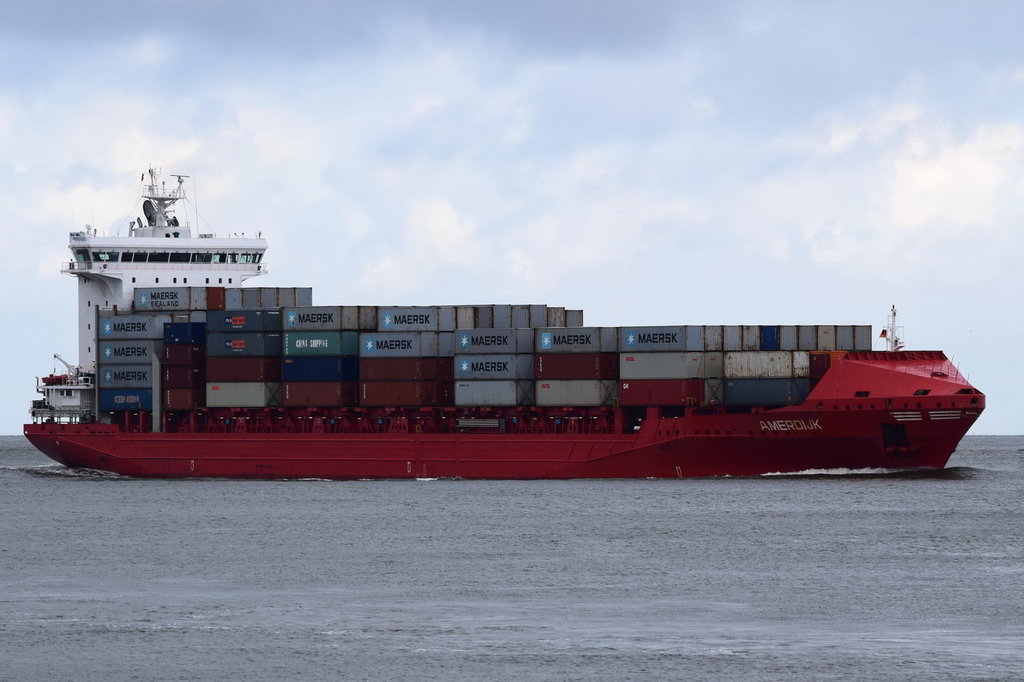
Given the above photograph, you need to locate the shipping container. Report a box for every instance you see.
[100,388,153,411]
[474,305,495,329]
[163,322,206,344]
[492,304,512,328]
[546,307,566,327]
[722,325,742,351]
[792,351,811,378]
[565,309,584,328]
[359,332,438,357]
[164,343,204,366]
[134,287,207,311]
[703,325,723,351]
[704,379,724,405]
[835,325,854,351]
[454,380,534,407]
[379,306,439,331]
[206,309,282,332]
[282,331,354,357]
[358,381,454,407]
[205,356,282,382]
[809,352,830,380]
[206,332,282,357]
[241,288,261,309]
[742,325,760,351]
[98,313,172,339]
[98,364,153,389]
[780,325,798,351]
[163,388,203,411]
[455,328,518,354]
[206,287,226,311]
[534,379,617,407]
[618,326,687,352]
[854,325,873,351]
[528,304,548,329]
[282,356,359,382]
[511,305,530,328]
[206,382,281,408]
[618,379,705,406]
[723,378,810,407]
[724,351,795,378]
[618,352,724,380]
[206,381,280,407]
[162,365,205,389]
[536,327,616,353]
[798,326,817,350]
[535,353,617,380]
[817,325,836,351]
[282,381,357,407]
[454,354,532,380]
[685,325,705,351]
[358,357,453,381]
[438,306,456,332]
[456,306,475,330]
[283,306,342,331]
[98,340,159,364]
[759,325,781,351]
[358,306,377,330]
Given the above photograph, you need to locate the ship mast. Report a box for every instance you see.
[881,305,904,351]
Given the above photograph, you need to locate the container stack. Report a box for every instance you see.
[95,289,872,417]
[281,306,359,406]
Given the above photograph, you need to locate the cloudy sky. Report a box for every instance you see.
[2,1,1020,435]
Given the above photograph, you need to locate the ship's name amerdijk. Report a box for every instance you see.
[759,419,823,432]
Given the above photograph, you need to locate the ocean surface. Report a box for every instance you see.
[1,435,1022,681]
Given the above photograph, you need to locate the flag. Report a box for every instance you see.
[879,329,888,338]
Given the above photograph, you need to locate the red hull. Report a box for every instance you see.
[25,351,985,479]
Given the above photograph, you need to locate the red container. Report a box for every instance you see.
[164,344,205,366]
[163,366,205,389]
[282,381,358,407]
[618,379,705,406]
[359,381,454,407]
[205,356,281,382]
[206,286,226,311]
[809,352,831,381]
[359,357,454,381]
[164,388,203,410]
[535,353,618,380]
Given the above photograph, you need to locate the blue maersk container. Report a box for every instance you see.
[164,322,207,344]
[282,356,359,382]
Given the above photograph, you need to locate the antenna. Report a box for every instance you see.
[880,305,905,352]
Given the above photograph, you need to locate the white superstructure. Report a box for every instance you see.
[63,168,268,372]
[33,168,268,423]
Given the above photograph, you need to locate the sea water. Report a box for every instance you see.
[1,435,1022,680]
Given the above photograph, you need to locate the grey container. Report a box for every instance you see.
[529,305,548,328]
[724,351,795,378]
[854,325,873,351]
[455,380,534,407]
[454,354,529,380]
[455,328,518,354]
[723,325,742,351]
[742,325,761,351]
[780,325,799,351]
[546,307,566,327]
[798,326,817,350]
[619,352,724,380]
[206,381,281,408]
[474,306,495,329]
[704,378,724,405]
[704,325,723,351]
[99,313,172,340]
[438,332,455,357]
[535,379,617,407]
[134,287,206,311]
[565,310,584,328]
[438,306,456,332]
[619,326,687,352]
[359,332,438,357]
[511,305,530,328]
[492,305,512,328]
[99,364,153,389]
[536,327,616,353]
[379,307,439,331]
[283,306,342,331]
[685,325,705,351]
[817,325,836,351]
[456,306,475,329]
[98,340,159,364]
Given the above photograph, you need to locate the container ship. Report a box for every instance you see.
[24,169,985,478]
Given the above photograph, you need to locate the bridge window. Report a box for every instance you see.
[148,252,169,262]
[169,253,190,263]
[74,249,90,262]
[914,389,931,396]
[92,251,119,262]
